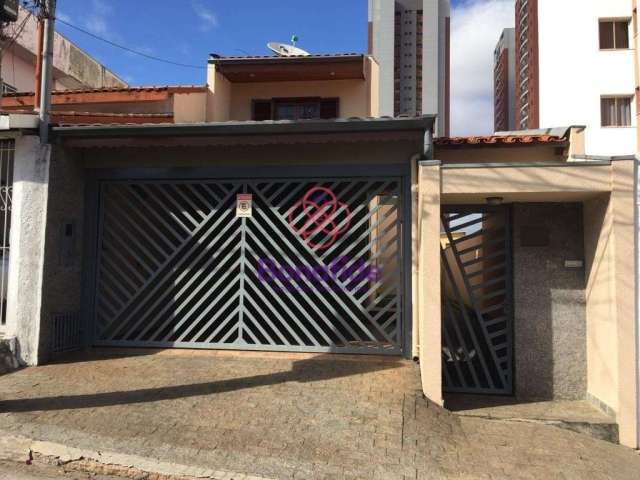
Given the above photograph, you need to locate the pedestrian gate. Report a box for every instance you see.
[92,178,405,354]
[441,206,513,394]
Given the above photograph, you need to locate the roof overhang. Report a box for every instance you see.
[210,55,366,83]
[51,116,435,149]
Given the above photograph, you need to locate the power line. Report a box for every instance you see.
[56,18,206,70]
[1,8,33,52]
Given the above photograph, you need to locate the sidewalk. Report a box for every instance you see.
[0,349,639,479]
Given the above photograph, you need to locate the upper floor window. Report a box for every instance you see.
[252,98,339,121]
[599,19,630,49]
[601,96,632,127]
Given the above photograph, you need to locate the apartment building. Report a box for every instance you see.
[368,0,450,136]
[513,0,636,156]
[493,28,516,131]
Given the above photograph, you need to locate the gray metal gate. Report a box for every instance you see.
[0,140,13,329]
[441,206,513,394]
[92,178,405,354]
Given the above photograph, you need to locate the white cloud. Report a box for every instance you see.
[191,1,218,31]
[83,0,122,42]
[450,0,514,136]
[56,11,72,23]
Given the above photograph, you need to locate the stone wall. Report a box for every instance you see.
[513,203,587,400]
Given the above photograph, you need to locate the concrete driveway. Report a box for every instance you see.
[0,349,639,480]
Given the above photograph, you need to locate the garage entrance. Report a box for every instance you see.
[91,177,405,355]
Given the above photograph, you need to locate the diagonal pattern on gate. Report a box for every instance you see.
[93,178,404,354]
[440,208,513,394]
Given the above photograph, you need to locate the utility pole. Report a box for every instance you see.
[38,0,56,143]
[34,17,44,111]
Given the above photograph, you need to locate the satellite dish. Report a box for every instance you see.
[267,42,311,57]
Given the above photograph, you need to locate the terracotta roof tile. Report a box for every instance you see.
[52,111,174,125]
[435,134,567,147]
[3,85,207,98]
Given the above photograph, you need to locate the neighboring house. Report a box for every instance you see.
[0,54,378,123]
[368,0,450,136]
[493,28,516,132]
[510,0,636,156]
[1,7,126,93]
[2,85,208,124]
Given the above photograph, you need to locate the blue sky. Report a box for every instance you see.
[55,0,509,135]
[56,0,372,86]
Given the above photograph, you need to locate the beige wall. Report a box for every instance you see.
[417,161,442,406]
[584,194,618,412]
[611,160,638,447]
[228,79,370,121]
[582,160,638,448]
[366,56,380,117]
[174,92,207,123]
[207,66,232,122]
[205,56,379,122]
[441,164,612,204]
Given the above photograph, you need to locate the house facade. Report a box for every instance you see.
[0,51,638,450]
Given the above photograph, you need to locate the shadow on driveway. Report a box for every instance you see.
[0,354,405,413]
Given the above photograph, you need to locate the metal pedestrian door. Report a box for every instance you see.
[440,206,514,394]
[92,178,405,354]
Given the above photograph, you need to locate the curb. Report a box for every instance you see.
[0,430,274,480]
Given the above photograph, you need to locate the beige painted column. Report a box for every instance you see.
[611,159,638,448]
[417,160,442,405]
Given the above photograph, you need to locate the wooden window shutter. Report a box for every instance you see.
[320,98,339,119]
[252,100,272,121]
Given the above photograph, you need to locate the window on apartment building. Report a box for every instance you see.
[252,98,339,121]
[601,96,632,127]
[599,19,630,49]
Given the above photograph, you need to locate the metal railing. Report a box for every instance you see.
[0,140,14,328]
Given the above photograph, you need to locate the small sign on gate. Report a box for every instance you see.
[236,193,253,218]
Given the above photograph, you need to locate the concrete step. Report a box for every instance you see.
[445,395,619,444]
[0,336,19,375]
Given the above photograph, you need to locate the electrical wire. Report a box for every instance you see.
[1,9,32,52]
[56,18,206,70]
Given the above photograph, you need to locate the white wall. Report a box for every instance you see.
[423,0,450,136]
[369,0,396,117]
[538,0,636,156]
